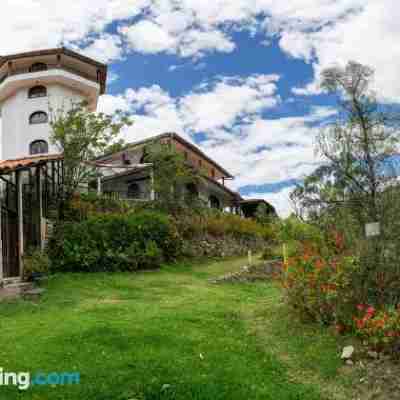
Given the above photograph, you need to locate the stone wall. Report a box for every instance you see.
[182,234,266,259]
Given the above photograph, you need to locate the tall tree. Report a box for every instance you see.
[143,142,201,213]
[292,62,399,222]
[50,101,131,201]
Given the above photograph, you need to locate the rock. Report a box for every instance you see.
[346,359,354,366]
[367,351,379,359]
[341,345,355,360]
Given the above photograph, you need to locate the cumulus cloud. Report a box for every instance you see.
[180,75,280,133]
[0,0,148,55]
[120,21,177,54]
[78,34,124,63]
[1,1,399,82]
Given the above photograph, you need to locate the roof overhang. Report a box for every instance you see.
[0,154,63,174]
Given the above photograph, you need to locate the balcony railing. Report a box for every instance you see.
[0,63,99,87]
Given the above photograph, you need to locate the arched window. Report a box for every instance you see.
[185,183,199,204]
[29,140,48,155]
[28,85,47,99]
[29,111,48,125]
[29,62,48,72]
[209,195,221,209]
[127,183,141,199]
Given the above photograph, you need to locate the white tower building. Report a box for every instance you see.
[0,48,107,160]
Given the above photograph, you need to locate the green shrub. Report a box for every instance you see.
[281,244,360,326]
[174,211,274,241]
[23,248,50,279]
[48,211,182,272]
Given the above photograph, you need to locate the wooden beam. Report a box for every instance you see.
[36,166,44,250]
[16,170,24,277]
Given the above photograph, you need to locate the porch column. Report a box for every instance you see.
[97,176,102,195]
[36,166,44,251]
[16,171,24,276]
[150,169,156,201]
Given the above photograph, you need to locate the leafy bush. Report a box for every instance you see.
[23,248,50,279]
[48,211,182,272]
[64,192,136,221]
[282,244,360,326]
[174,211,274,242]
[353,305,400,351]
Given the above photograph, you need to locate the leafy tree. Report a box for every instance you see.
[143,142,202,213]
[50,101,131,201]
[255,203,276,225]
[292,61,400,223]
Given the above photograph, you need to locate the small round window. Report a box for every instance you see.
[29,111,48,125]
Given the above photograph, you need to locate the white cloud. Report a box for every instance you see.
[178,29,235,58]
[180,74,280,132]
[0,0,148,54]
[1,0,398,81]
[120,20,177,54]
[271,1,400,101]
[78,34,124,63]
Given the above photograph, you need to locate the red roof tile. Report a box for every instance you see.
[0,154,63,173]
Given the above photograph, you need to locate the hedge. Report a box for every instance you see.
[48,211,181,272]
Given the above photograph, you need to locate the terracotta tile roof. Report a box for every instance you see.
[0,154,63,173]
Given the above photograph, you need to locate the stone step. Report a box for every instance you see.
[3,277,23,285]
[3,282,34,293]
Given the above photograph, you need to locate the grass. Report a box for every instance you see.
[0,257,352,399]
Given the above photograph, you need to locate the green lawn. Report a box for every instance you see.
[0,257,352,399]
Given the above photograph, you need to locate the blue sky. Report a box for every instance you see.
[0,1,397,215]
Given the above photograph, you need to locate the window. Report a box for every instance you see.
[211,169,216,179]
[29,111,48,125]
[121,153,131,165]
[29,62,48,72]
[198,159,202,168]
[29,140,48,155]
[127,183,141,199]
[184,151,188,161]
[209,195,221,209]
[28,85,47,99]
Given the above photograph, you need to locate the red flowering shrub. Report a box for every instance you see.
[281,243,360,325]
[353,305,400,350]
[282,239,400,353]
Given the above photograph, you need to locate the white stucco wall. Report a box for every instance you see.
[1,84,86,160]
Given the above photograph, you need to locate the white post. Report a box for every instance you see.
[150,169,156,201]
[97,176,102,196]
[17,171,24,277]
